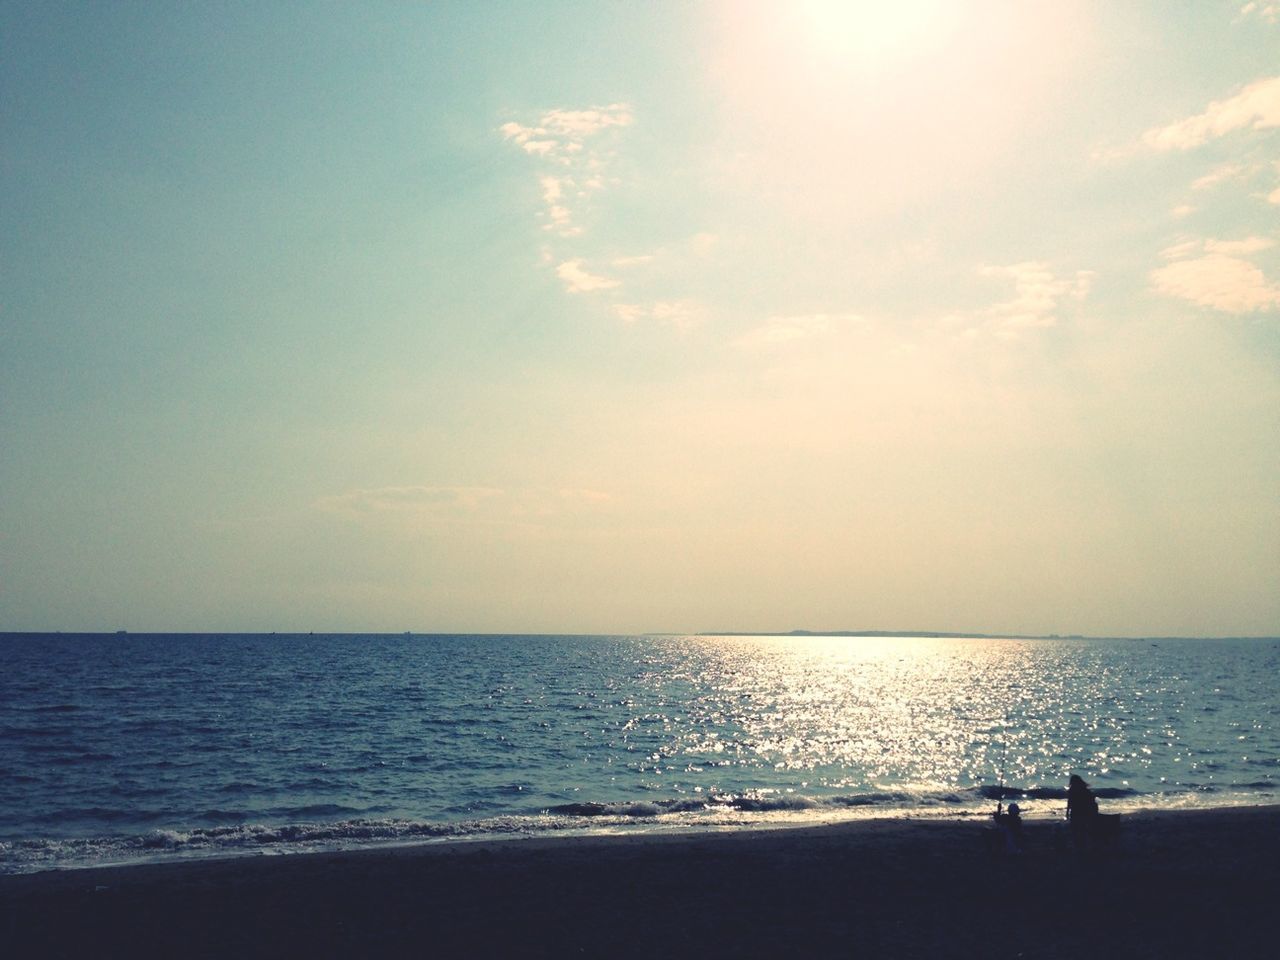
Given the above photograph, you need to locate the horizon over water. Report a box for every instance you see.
[2,633,1277,874]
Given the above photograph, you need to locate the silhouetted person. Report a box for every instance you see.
[992,801,1023,853]
[1066,774,1098,849]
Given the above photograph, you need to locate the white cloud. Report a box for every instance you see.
[556,259,619,293]
[1191,162,1262,190]
[1204,236,1276,255]
[1269,185,1280,204]
[498,120,534,142]
[977,262,1094,335]
[1236,3,1280,24]
[648,300,706,330]
[540,105,633,138]
[1152,254,1280,312]
[1152,236,1280,313]
[733,312,854,350]
[609,233,719,271]
[689,232,720,256]
[1141,76,1280,151]
[1160,239,1202,261]
[613,304,646,323]
[501,104,633,238]
[1171,204,1195,219]
[499,104,632,159]
[540,176,564,203]
[316,485,612,530]
[611,300,706,330]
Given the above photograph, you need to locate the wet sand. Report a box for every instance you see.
[2,805,1276,958]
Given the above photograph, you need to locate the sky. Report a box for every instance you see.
[1,1,1278,636]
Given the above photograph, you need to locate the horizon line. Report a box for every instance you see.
[1,629,1277,642]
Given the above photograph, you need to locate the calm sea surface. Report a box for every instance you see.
[1,634,1276,873]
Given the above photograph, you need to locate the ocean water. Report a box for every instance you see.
[1,633,1276,874]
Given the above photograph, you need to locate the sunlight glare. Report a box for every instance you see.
[798,0,960,71]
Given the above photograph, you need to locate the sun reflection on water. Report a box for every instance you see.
[615,634,1226,807]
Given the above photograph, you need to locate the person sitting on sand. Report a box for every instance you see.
[992,801,1023,853]
[1066,774,1098,848]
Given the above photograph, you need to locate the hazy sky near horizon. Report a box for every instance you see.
[2,1,1278,636]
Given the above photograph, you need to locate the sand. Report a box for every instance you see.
[2,806,1277,958]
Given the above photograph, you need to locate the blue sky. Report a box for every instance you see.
[2,1,1278,635]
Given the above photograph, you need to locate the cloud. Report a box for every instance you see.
[612,300,706,330]
[1191,161,1263,191]
[733,312,855,350]
[976,262,1094,335]
[688,232,720,256]
[1160,239,1202,261]
[498,122,557,156]
[556,259,619,293]
[537,176,582,235]
[499,105,633,155]
[1141,76,1280,151]
[1204,236,1276,255]
[501,104,633,237]
[1171,204,1195,219]
[608,233,721,272]
[1236,2,1280,24]
[317,486,505,515]
[1151,239,1280,312]
[316,485,613,531]
[540,105,634,138]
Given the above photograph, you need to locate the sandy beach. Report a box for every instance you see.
[2,805,1276,958]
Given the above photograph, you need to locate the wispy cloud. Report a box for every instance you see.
[1141,76,1280,151]
[1205,236,1276,255]
[1236,2,1280,25]
[556,259,619,293]
[611,254,655,268]
[974,262,1094,336]
[501,108,719,328]
[316,485,613,530]
[612,300,706,330]
[317,486,505,515]
[1191,161,1264,191]
[732,312,856,350]
[499,104,633,157]
[1151,237,1280,312]
[501,103,632,238]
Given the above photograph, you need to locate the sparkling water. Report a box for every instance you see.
[1,633,1276,873]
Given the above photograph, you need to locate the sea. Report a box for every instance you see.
[1,633,1276,875]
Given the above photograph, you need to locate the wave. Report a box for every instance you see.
[546,783,1152,819]
[977,785,1142,801]
[3,781,1274,876]
[0,816,560,874]
[545,789,915,818]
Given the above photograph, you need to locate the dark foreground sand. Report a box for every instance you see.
[3,806,1277,959]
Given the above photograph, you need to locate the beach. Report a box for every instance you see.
[3,805,1276,958]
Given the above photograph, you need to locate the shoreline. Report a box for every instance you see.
[4,804,1277,957]
[5,789,1274,879]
